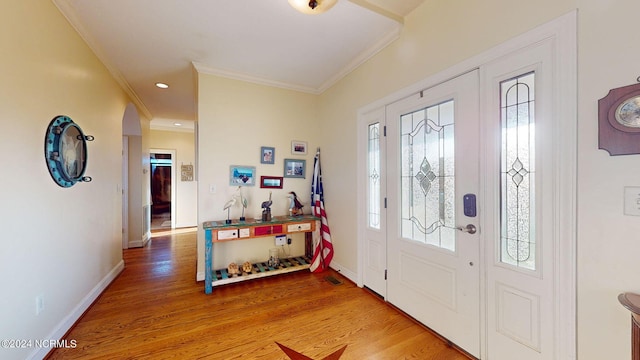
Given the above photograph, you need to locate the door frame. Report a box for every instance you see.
[357,11,576,359]
[150,148,177,229]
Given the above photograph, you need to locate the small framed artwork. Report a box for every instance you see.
[229,165,256,186]
[181,164,194,181]
[291,140,307,155]
[261,146,275,164]
[284,159,306,178]
[260,176,283,189]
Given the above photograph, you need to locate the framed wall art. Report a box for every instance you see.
[181,164,194,181]
[291,140,307,155]
[229,165,256,186]
[261,146,275,164]
[260,176,283,189]
[283,159,306,178]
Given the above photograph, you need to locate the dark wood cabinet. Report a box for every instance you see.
[619,292,640,359]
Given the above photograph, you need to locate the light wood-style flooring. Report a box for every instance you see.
[47,229,470,359]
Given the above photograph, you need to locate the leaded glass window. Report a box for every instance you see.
[368,123,380,229]
[500,72,536,270]
[400,100,456,251]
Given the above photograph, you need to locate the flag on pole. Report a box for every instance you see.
[310,148,334,273]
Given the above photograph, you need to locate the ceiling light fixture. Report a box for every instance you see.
[155,82,169,89]
[288,0,337,14]
[173,122,182,126]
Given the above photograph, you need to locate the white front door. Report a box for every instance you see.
[386,70,481,357]
[358,14,576,360]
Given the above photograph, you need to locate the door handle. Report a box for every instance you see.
[456,224,477,234]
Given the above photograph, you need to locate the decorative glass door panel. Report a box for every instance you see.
[400,100,456,251]
[368,123,381,230]
[500,73,536,270]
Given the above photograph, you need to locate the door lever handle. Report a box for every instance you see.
[456,224,477,234]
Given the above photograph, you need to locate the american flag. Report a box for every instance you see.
[310,148,333,273]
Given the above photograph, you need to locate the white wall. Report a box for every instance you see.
[150,129,198,228]
[196,74,320,279]
[577,0,640,358]
[0,1,138,359]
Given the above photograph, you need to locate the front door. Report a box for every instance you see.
[386,70,481,357]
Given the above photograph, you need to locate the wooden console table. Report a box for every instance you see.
[619,292,640,359]
[202,215,319,294]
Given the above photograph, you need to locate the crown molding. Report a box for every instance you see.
[317,24,402,93]
[192,63,321,94]
[194,24,401,95]
[52,0,153,120]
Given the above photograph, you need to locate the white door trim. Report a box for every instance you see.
[150,148,177,229]
[357,11,576,359]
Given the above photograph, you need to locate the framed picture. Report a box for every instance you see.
[181,164,194,181]
[284,159,306,178]
[260,176,283,189]
[229,165,256,186]
[291,140,307,155]
[260,146,275,164]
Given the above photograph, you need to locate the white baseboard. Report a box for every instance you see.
[329,261,357,284]
[27,260,125,360]
[128,232,151,248]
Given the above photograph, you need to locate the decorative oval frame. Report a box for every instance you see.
[44,115,93,187]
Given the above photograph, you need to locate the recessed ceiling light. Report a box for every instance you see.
[173,122,182,126]
[155,82,169,89]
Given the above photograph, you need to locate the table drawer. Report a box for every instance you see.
[287,222,311,232]
[217,229,239,240]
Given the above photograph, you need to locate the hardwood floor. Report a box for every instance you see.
[47,229,470,359]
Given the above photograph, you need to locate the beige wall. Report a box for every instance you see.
[577,0,640,358]
[196,75,320,276]
[0,1,140,359]
[149,129,198,228]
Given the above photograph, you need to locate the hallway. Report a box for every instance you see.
[47,230,470,359]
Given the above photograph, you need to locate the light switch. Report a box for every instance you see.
[209,184,216,193]
[623,187,640,216]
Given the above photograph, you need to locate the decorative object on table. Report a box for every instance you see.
[310,148,334,273]
[598,79,640,155]
[260,175,283,189]
[227,262,239,276]
[242,261,252,274]
[260,146,275,164]
[229,165,256,186]
[261,191,273,221]
[288,191,304,216]
[180,164,194,181]
[283,158,306,178]
[223,190,238,224]
[268,248,280,268]
[44,115,94,188]
[239,186,248,221]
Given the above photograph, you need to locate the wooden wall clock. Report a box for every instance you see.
[599,81,640,155]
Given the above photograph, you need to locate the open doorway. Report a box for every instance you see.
[150,150,176,231]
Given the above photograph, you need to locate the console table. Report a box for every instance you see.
[619,292,640,360]
[202,215,319,294]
